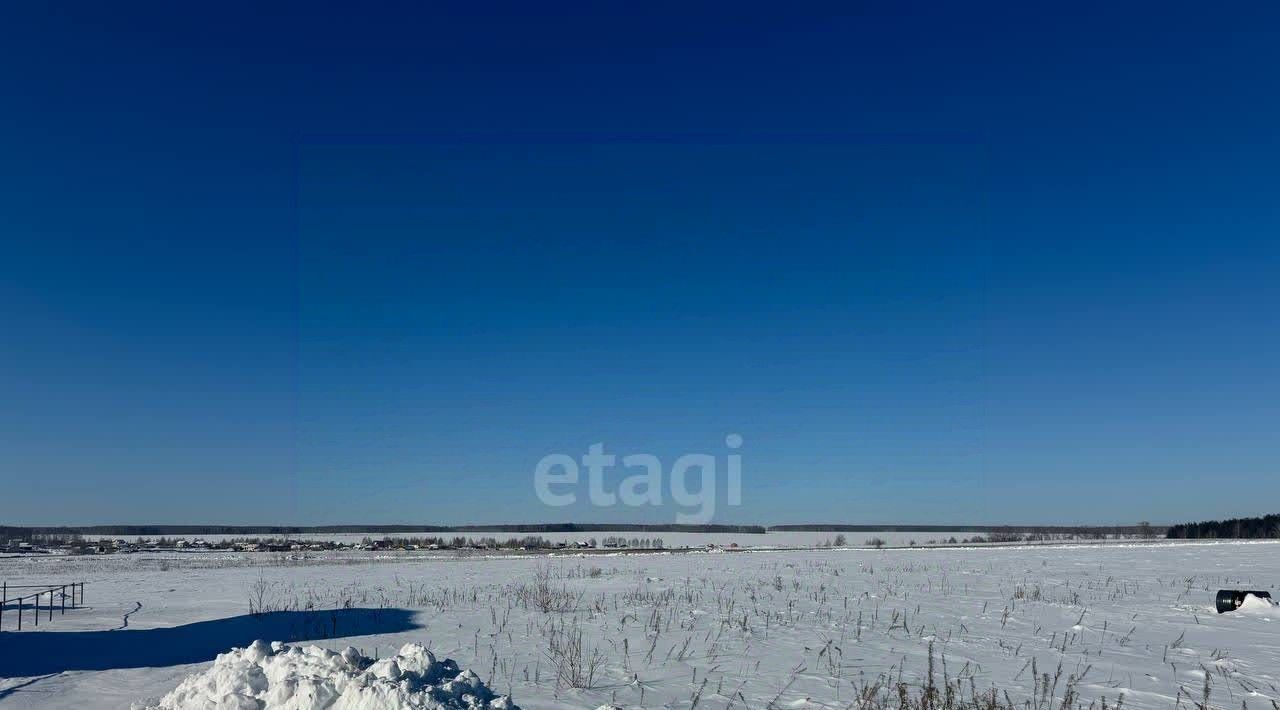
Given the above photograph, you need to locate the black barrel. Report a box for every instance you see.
[1215,589,1272,613]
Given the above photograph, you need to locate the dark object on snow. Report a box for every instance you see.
[1215,589,1272,613]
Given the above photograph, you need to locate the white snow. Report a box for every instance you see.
[137,641,517,710]
[1237,592,1278,616]
[4,540,1280,710]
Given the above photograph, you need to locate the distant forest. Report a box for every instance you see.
[1165,513,1280,539]
[769,524,1163,535]
[0,522,1170,539]
[0,523,767,539]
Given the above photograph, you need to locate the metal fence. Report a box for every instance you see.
[0,582,85,631]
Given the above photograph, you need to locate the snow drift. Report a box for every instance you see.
[138,640,519,709]
[1237,592,1279,616]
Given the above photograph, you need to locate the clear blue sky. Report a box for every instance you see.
[1,2,1276,527]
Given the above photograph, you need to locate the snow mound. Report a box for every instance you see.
[1237,593,1279,616]
[138,640,519,709]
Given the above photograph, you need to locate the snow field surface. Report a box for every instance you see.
[137,640,517,710]
[2,540,1279,709]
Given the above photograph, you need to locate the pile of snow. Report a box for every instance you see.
[138,640,519,709]
[1237,593,1279,616]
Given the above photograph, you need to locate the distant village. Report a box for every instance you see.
[2,534,670,556]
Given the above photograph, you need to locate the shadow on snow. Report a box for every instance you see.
[0,607,419,678]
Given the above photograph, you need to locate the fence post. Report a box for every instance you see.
[2,581,5,631]
[61,585,66,614]
[48,590,53,621]
[33,594,37,626]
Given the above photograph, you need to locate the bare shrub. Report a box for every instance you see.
[545,622,606,689]
[512,565,581,613]
[248,576,272,616]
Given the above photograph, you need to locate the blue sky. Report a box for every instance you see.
[1,3,1276,526]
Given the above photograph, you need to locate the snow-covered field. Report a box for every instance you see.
[2,541,1277,709]
[84,530,996,548]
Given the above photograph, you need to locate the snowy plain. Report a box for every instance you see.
[1,540,1277,709]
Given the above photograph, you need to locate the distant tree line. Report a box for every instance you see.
[770,524,1166,535]
[0,523,764,537]
[1165,514,1280,540]
[599,536,664,549]
[5,521,1178,539]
